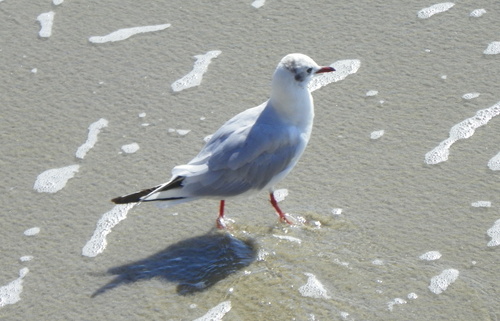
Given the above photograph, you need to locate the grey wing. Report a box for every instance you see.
[183,122,303,197]
[187,104,266,167]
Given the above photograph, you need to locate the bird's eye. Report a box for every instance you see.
[306,67,313,74]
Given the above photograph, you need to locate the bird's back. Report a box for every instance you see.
[173,101,308,198]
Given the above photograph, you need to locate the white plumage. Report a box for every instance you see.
[112,53,335,227]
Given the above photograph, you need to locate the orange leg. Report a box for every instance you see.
[270,192,292,224]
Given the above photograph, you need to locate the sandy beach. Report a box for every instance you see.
[1,0,499,320]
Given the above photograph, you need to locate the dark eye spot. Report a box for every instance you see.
[306,67,313,74]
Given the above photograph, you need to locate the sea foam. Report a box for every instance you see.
[425,101,500,164]
[37,11,55,38]
[487,152,500,170]
[299,273,331,299]
[462,92,480,100]
[419,251,442,261]
[309,59,361,92]
[171,51,222,92]
[387,298,407,311]
[484,42,500,55]
[34,164,80,193]
[193,301,231,321]
[470,9,486,17]
[471,201,491,208]
[251,0,265,8]
[428,269,459,294]
[23,227,40,236]
[75,118,108,159]
[272,234,302,244]
[417,3,455,19]
[370,130,384,140]
[0,268,29,308]
[89,24,170,43]
[121,143,140,154]
[273,188,289,202]
[82,204,135,257]
[487,219,500,247]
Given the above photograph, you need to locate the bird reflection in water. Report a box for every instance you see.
[92,232,256,297]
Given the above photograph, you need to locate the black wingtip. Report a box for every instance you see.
[111,196,131,204]
[111,195,138,204]
[111,177,186,204]
[111,187,158,204]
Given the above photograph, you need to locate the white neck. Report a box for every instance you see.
[268,75,314,128]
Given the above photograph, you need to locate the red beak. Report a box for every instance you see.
[315,66,335,74]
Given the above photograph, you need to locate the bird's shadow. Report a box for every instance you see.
[91,231,257,297]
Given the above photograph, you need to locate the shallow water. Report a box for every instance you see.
[1,0,500,320]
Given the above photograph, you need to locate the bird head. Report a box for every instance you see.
[274,53,335,88]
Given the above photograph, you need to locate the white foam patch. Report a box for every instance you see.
[310,220,321,229]
[366,90,378,97]
[34,164,79,193]
[31,68,37,74]
[19,256,33,262]
[176,129,191,136]
[417,3,455,19]
[121,143,140,154]
[299,273,331,299]
[23,227,40,236]
[331,208,343,215]
[470,9,486,18]
[251,0,265,8]
[138,112,146,118]
[487,152,500,170]
[484,42,500,55]
[37,11,55,38]
[53,0,64,5]
[407,292,418,299]
[168,128,191,136]
[486,218,500,247]
[471,201,491,208]
[425,101,500,164]
[257,249,270,261]
[309,59,361,92]
[387,298,407,311]
[272,234,302,244]
[273,188,288,202]
[462,92,480,100]
[419,251,442,261]
[82,204,135,257]
[370,130,384,140]
[0,268,29,308]
[89,24,170,44]
[203,134,213,143]
[428,268,459,294]
[193,301,231,321]
[171,50,222,92]
[75,118,109,159]
[333,258,350,268]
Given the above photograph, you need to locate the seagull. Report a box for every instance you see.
[112,53,335,228]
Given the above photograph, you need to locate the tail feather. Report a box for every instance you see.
[111,186,160,204]
[111,176,186,204]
